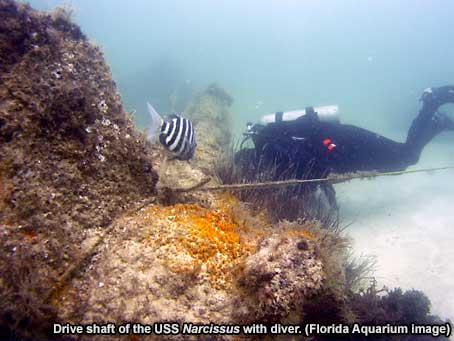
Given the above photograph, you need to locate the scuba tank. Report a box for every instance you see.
[260,105,340,124]
[241,105,341,150]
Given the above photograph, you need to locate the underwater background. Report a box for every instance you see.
[23,0,454,321]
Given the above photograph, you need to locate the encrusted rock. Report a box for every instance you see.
[0,1,158,338]
[240,233,324,321]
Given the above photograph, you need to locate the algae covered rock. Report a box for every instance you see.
[239,232,324,321]
[55,196,329,340]
[0,0,158,231]
[0,0,158,338]
[185,83,232,168]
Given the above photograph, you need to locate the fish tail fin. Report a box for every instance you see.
[146,102,163,143]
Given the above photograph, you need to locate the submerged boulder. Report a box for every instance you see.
[0,0,158,338]
[56,197,329,340]
[0,0,158,231]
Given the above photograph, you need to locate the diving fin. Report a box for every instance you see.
[434,110,454,131]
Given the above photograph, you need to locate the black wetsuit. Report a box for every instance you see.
[237,86,454,181]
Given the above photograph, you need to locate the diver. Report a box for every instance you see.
[235,86,454,206]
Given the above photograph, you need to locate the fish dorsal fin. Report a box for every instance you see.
[146,102,163,143]
[167,113,180,120]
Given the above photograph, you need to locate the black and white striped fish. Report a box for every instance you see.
[146,103,196,160]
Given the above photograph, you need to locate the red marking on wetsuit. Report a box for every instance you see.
[323,138,336,151]
[323,138,331,145]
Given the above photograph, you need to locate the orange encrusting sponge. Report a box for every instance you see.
[140,203,256,290]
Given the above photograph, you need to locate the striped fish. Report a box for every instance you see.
[146,103,196,160]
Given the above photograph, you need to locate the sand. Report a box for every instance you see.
[337,139,454,321]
